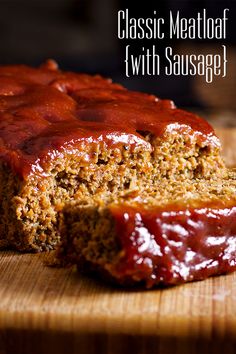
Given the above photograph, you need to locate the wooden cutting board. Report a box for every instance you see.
[0,128,235,354]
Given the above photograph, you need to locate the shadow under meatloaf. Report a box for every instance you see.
[59,173,236,288]
[0,61,229,251]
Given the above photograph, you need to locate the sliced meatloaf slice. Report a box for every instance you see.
[58,173,236,287]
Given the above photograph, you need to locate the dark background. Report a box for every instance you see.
[0,0,235,120]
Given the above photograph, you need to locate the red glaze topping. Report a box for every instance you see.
[0,61,218,179]
[109,202,236,287]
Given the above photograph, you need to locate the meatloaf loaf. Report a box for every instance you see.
[0,60,234,256]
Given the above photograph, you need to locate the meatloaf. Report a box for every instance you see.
[0,60,234,256]
[59,174,236,287]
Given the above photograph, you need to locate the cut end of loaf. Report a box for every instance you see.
[2,126,226,252]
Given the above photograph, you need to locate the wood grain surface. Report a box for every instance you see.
[0,128,235,354]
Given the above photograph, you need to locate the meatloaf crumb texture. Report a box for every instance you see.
[0,60,234,261]
[1,130,227,252]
